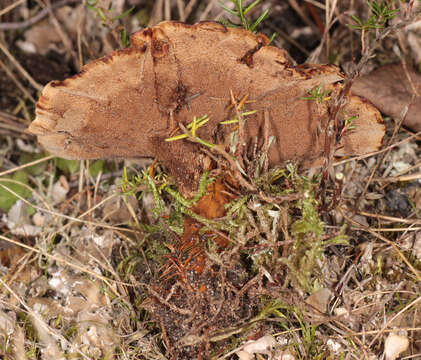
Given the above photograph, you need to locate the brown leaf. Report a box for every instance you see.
[28,21,385,192]
[352,64,421,132]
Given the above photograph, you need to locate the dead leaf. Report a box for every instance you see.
[384,332,409,360]
[0,243,26,267]
[28,21,385,193]
[352,63,421,132]
[305,287,331,314]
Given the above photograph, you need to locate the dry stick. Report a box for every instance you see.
[73,159,85,218]
[0,182,138,233]
[354,226,421,232]
[340,209,421,283]
[0,0,26,17]
[356,95,413,209]
[0,178,55,217]
[199,0,217,22]
[0,0,80,30]
[164,0,171,21]
[332,326,421,338]
[0,110,27,125]
[184,0,197,20]
[288,0,320,36]
[369,295,421,348]
[230,90,246,169]
[262,109,270,174]
[304,0,325,10]
[267,21,310,56]
[320,12,419,205]
[0,122,28,134]
[43,0,80,72]
[177,0,185,21]
[389,158,421,177]
[0,41,43,91]
[85,160,93,223]
[374,171,421,183]
[76,4,84,70]
[324,0,339,59]
[333,130,421,167]
[140,282,192,315]
[0,58,37,103]
[148,0,164,26]
[0,154,54,177]
[359,211,421,225]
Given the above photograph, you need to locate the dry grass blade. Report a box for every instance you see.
[341,209,421,283]
[0,0,81,30]
[0,234,132,291]
[0,58,37,103]
[0,0,26,17]
[0,278,91,359]
[0,182,138,233]
[0,41,43,91]
[0,154,54,177]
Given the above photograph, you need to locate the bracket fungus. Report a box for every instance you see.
[28,21,385,192]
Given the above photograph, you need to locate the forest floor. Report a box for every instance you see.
[0,0,421,359]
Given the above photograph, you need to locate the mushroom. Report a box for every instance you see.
[28,21,385,193]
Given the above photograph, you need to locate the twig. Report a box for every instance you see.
[0,58,37,103]
[355,94,413,208]
[267,21,310,56]
[184,0,197,20]
[369,295,421,347]
[44,0,80,72]
[333,131,421,167]
[199,0,217,22]
[0,182,138,233]
[262,109,270,174]
[177,0,185,21]
[230,90,246,166]
[0,154,54,177]
[0,0,80,30]
[340,209,421,283]
[164,0,171,21]
[211,144,257,192]
[358,211,421,225]
[0,234,130,291]
[0,40,43,91]
[373,172,421,183]
[0,0,26,17]
[304,0,325,10]
[148,0,164,26]
[288,0,320,36]
[142,283,192,315]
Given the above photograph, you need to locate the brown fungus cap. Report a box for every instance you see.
[28,21,385,193]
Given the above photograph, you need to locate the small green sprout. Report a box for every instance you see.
[219,0,276,41]
[348,0,399,31]
[301,85,332,104]
[339,115,358,137]
[165,115,215,148]
[86,0,134,47]
[344,115,357,129]
[219,109,258,125]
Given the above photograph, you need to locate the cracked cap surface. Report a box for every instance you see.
[28,21,385,191]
